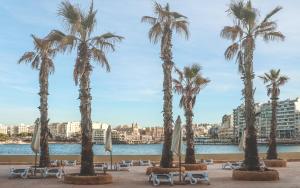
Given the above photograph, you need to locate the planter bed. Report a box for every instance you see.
[232,169,279,181]
[64,173,112,185]
[263,159,287,167]
[146,167,185,175]
[181,163,207,171]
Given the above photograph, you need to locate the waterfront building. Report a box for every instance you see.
[259,98,300,139]
[92,123,109,144]
[218,114,235,140]
[233,97,300,141]
[13,124,31,135]
[0,124,7,135]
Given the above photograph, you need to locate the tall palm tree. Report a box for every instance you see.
[221,0,284,170]
[47,1,123,175]
[18,35,57,167]
[259,69,288,160]
[173,64,209,164]
[142,2,189,168]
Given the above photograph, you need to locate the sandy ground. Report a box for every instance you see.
[1,162,300,188]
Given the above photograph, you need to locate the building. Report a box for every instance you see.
[233,97,300,141]
[92,123,109,144]
[0,124,7,135]
[259,98,300,139]
[13,124,31,135]
[218,114,235,140]
[233,103,261,140]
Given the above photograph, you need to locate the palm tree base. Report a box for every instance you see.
[181,163,207,171]
[64,173,112,185]
[232,169,279,181]
[263,159,287,167]
[145,167,185,175]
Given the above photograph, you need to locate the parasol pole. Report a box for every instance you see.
[179,128,182,182]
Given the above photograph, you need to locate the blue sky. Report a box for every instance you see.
[0,0,299,126]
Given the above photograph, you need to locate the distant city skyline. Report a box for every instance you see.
[0,0,299,126]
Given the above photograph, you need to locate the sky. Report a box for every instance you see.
[0,0,299,127]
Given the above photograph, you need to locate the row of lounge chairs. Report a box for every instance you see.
[9,166,64,179]
[222,160,266,170]
[148,172,210,186]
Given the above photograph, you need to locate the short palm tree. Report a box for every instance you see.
[259,69,288,160]
[221,0,285,170]
[18,35,57,167]
[47,1,123,175]
[173,64,210,164]
[142,2,189,168]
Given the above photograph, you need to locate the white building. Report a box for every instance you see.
[233,97,300,140]
[259,98,300,139]
[0,124,7,135]
[13,124,30,135]
[92,123,109,144]
[218,114,235,140]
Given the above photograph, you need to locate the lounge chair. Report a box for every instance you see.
[117,163,130,171]
[203,159,214,165]
[9,168,29,179]
[121,160,133,166]
[43,167,64,178]
[94,163,108,171]
[148,172,174,186]
[50,160,58,167]
[183,172,210,185]
[63,160,76,166]
[140,160,151,166]
[222,161,242,170]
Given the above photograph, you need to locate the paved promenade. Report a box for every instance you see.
[1,162,300,188]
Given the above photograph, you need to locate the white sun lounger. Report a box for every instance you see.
[94,163,108,171]
[43,167,64,178]
[117,163,130,171]
[203,159,214,165]
[183,172,210,185]
[139,160,151,166]
[9,168,29,179]
[50,160,58,167]
[148,172,174,186]
[63,160,77,166]
[121,160,133,166]
[222,161,242,170]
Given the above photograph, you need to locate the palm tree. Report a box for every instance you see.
[47,1,123,175]
[18,35,57,167]
[142,2,189,168]
[173,64,209,164]
[221,0,285,170]
[259,69,288,160]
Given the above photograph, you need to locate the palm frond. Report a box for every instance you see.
[224,43,239,60]
[262,6,282,23]
[263,31,285,42]
[172,20,189,39]
[58,1,82,35]
[91,47,110,72]
[148,22,163,44]
[141,16,157,25]
[18,52,35,64]
[220,26,243,41]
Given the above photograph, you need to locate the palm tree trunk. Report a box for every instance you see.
[243,38,260,171]
[184,105,196,164]
[267,95,278,159]
[39,62,50,167]
[160,29,174,168]
[79,44,95,176]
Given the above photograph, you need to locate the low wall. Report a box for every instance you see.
[0,152,300,165]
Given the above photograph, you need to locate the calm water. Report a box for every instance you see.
[0,144,300,155]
